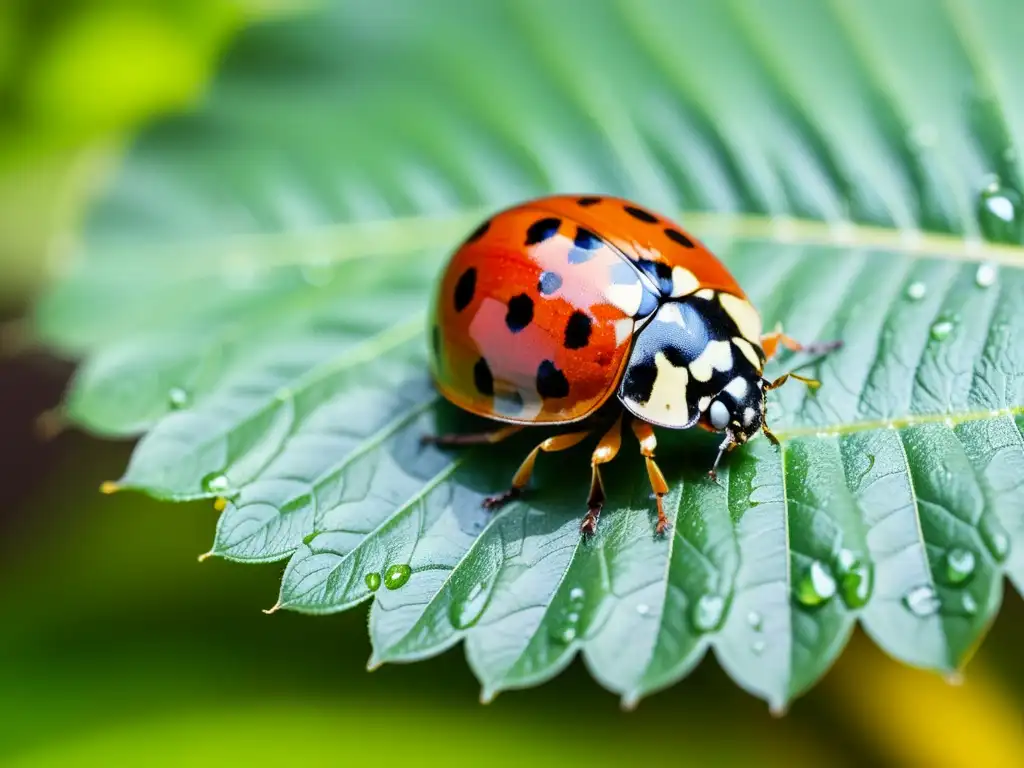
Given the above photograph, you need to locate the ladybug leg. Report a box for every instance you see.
[629,419,671,536]
[764,371,821,391]
[760,324,843,363]
[422,424,522,447]
[483,429,592,510]
[708,432,736,483]
[580,414,624,537]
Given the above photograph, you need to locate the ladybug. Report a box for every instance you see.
[425,195,840,536]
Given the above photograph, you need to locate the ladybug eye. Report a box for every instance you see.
[709,400,730,430]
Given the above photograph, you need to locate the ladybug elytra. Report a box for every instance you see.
[425,195,840,536]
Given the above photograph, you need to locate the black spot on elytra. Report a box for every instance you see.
[454,268,476,312]
[465,219,490,243]
[536,360,570,399]
[525,217,561,245]
[538,271,562,295]
[505,293,534,333]
[577,196,601,207]
[564,311,592,349]
[624,205,658,223]
[569,226,602,264]
[474,357,494,396]
[665,228,694,248]
[621,361,657,403]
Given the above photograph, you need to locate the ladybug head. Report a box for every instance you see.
[701,373,766,446]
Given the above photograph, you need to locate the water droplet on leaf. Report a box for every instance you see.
[690,594,726,633]
[974,263,997,288]
[365,572,382,592]
[835,550,873,609]
[751,640,766,655]
[960,592,978,616]
[942,547,977,585]
[905,282,927,301]
[794,561,837,607]
[747,611,762,631]
[979,517,1011,563]
[202,472,230,494]
[168,387,190,409]
[569,586,585,602]
[636,603,650,616]
[930,319,954,341]
[384,563,412,590]
[560,626,577,643]
[903,585,941,617]
[977,181,1023,243]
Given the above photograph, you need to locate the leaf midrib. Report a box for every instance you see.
[81,209,1024,271]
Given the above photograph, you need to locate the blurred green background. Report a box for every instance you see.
[1,1,1022,766]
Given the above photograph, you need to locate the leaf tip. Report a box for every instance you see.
[479,688,497,705]
[944,671,965,687]
[99,480,120,495]
[262,601,282,615]
[619,693,640,712]
[768,702,788,718]
[34,407,67,442]
[366,655,384,672]
[213,497,228,512]
[197,550,215,563]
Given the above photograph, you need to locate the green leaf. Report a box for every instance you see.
[35,0,1024,709]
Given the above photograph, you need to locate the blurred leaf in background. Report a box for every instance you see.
[0,0,299,304]
[2,0,1024,766]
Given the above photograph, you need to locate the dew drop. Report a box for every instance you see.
[569,586,585,602]
[449,579,495,629]
[566,611,580,624]
[903,585,941,617]
[942,547,977,586]
[960,592,978,616]
[201,472,231,494]
[905,281,927,301]
[168,387,190,409]
[383,563,412,590]
[690,594,726,633]
[979,517,1011,563]
[560,626,578,643]
[977,181,1024,243]
[364,572,382,592]
[751,640,766,655]
[794,561,837,607]
[834,550,874,609]
[974,263,997,288]
[747,611,763,631]
[930,319,955,341]
[636,603,651,616]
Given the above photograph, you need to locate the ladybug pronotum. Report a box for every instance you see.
[425,195,840,536]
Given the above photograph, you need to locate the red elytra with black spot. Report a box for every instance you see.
[429,194,744,425]
[427,194,840,536]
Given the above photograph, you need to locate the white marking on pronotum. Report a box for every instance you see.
[656,302,687,328]
[733,337,761,368]
[670,267,700,297]
[626,351,692,427]
[688,340,733,382]
[743,407,756,426]
[724,376,749,400]
[719,294,763,344]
